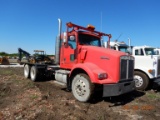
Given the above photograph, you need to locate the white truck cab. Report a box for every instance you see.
[109,41,160,90]
[110,41,129,53]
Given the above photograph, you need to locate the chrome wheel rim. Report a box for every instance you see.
[134,75,143,87]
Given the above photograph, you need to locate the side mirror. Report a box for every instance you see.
[70,36,75,41]
[127,47,132,54]
[103,41,107,48]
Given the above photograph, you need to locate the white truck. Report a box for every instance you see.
[107,41,160,90]
[154,48,160,55]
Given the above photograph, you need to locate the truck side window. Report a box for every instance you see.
[68,36,76,49]
[135,49,144,56]
[135,50,138,55]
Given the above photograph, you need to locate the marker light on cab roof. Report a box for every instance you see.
[67,22,73,28]
[87,24,95,30]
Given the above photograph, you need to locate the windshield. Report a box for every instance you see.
[154,50,160,55]
[78,33,101,47]
[118,46,128,53]
[144,48,157,55]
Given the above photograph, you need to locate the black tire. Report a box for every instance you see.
[30,66,38,81]
[71,73,94,102]
[134,71,149,90]
[24,64,30,78]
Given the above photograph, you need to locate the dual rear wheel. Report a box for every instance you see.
[24,64,38,81]
[24,64,30,78]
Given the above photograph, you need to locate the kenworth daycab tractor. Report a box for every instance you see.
[23,19,135,102]
[108,41,160,90]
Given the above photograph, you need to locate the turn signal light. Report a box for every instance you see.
[80,60,84,63]
[98,73,107,80]
[148,69,153,73]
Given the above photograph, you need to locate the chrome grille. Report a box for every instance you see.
[120,56,134,81]
[120,59,127,80]
[128,60,134,79]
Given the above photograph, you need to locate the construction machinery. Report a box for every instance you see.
[0,56,10,65]
[18,48,53,64]
[108,40,160,90]
[22,19,135,102]
[18,48,30,63]
[32,50,52,64]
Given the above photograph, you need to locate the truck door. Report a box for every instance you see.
[62,35,77,68]
[134,48,150,68]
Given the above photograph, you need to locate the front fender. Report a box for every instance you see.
[135,67,155,79]
[70,62,106,84]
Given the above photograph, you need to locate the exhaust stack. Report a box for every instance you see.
[58,18,62,38]
[55,18,62,64]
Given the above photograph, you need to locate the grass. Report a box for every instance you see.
[97,114,107,120]
[26,82,35,88]
[0,84,11,97]
[12,79,23,84]
[0,68,24,76]
[146,92,160,100]
[0,69,14,75]
[0,92,6,97]
[30,94,39,100]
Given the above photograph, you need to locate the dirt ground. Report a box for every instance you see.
[0,67,160,120]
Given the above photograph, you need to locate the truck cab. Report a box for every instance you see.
[23,20,135,102]
[55,21,135,101]
[110,41,129,53]
[132,46,160,89]
[109,41,160,90]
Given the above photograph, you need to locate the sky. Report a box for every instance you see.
[0,0,160,55]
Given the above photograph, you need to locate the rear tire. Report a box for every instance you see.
[24,64,30,78]
[30,66,38,81]
[71,73,94,102]
[134,71,149,90]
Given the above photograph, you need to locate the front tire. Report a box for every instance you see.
[134,71,149,90]
[24,64,30,78]
[71,73,94,102]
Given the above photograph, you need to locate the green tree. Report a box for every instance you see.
[0,52,8,56]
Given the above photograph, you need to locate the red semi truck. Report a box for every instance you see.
[23,19,135,102]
